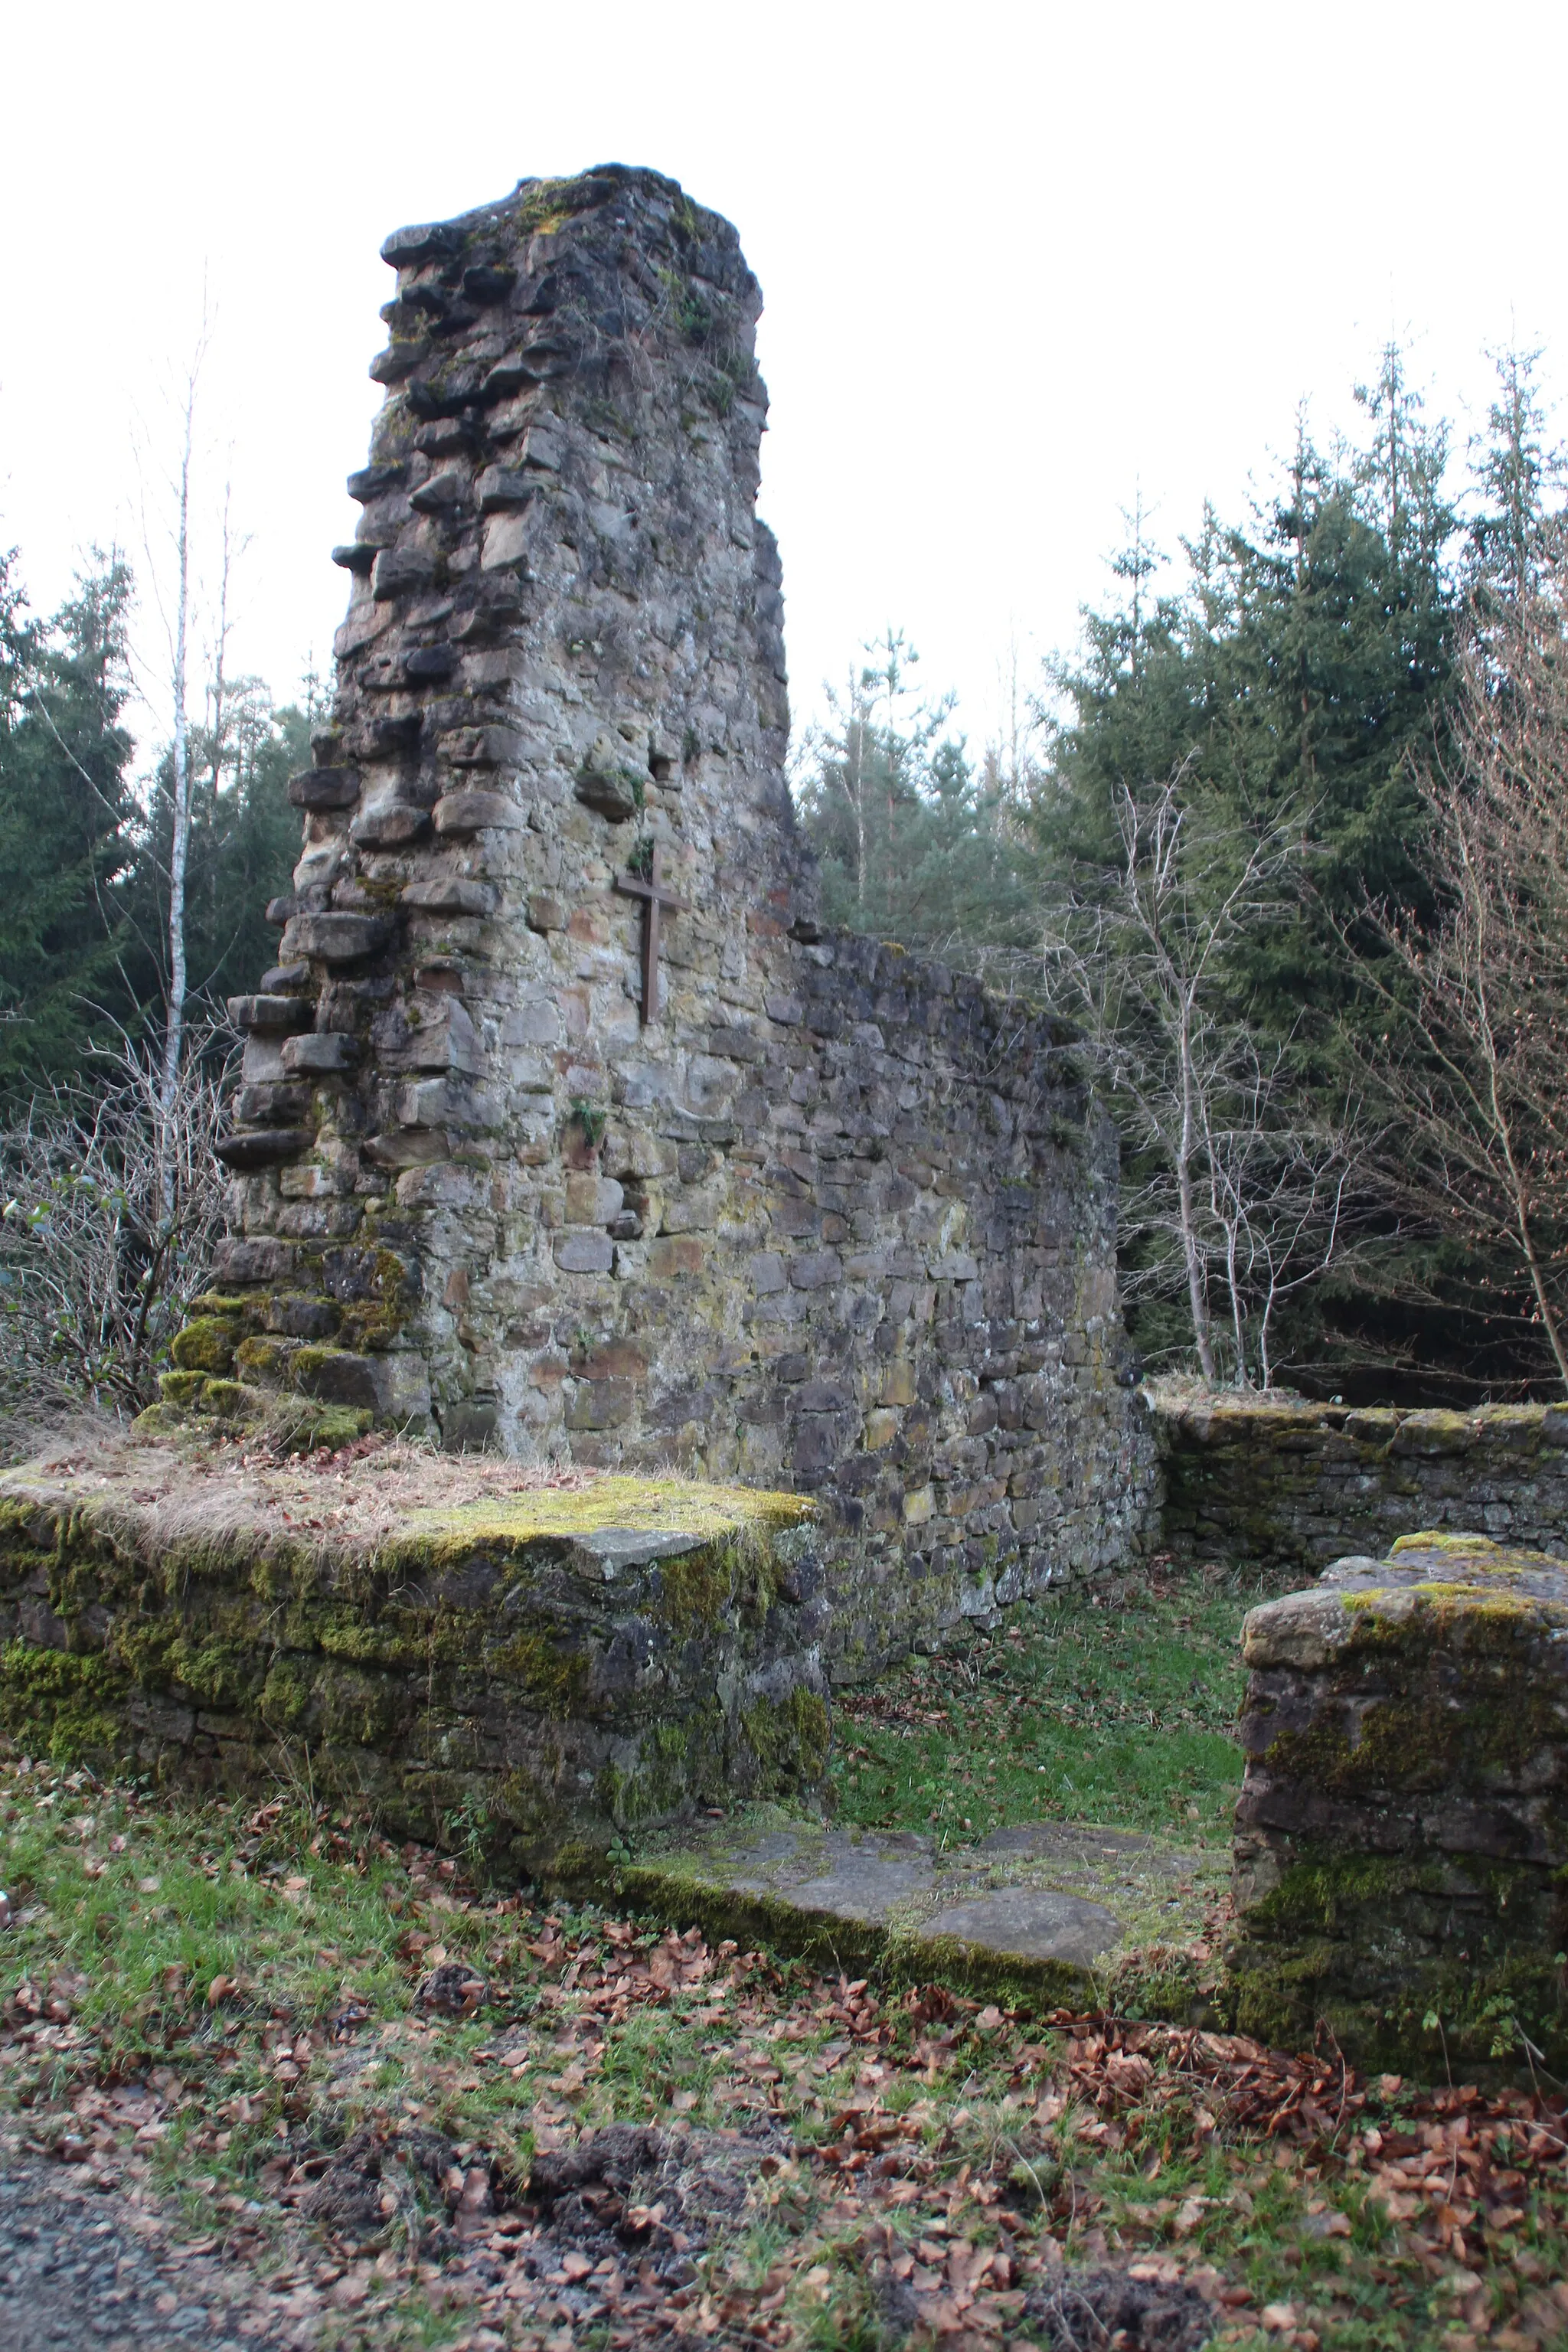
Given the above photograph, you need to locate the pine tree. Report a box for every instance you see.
[0,550,139,1097]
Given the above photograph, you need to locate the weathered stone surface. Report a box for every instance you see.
[215,1127,313,1171]
[227,995,314,1034]
[621,1814,1216,1998]
[0,1468,829,1873]
[176,164,1153,1681]
[278,913,393,965]
[1229,1531,1568,2069]
[1154,1395,1568,1570]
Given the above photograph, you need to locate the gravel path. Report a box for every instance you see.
[0,2142,283,2351]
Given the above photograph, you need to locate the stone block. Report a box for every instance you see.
[554,1231,615,1274]
[648,1236,705,1279]
[282,1032,361,1075]
[1230,1533,1568,2070]
[435,790,528,835]
[279,913,393,965]
[401,877,498,917]
[788,1250,841,1290]
[288,767,360,811]
[351,802,430,849]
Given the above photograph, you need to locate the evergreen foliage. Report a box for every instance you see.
[797,345,1568,1396]
[0,544,302,1105]
[0,550,138,1093]
[794,634,1037,964]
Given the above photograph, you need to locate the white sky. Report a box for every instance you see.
[5,0,1568,769]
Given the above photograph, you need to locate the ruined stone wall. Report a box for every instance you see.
[185,165,1153,1674]
[1153,1395,1568,1571]
[1230,1535,1568,2070]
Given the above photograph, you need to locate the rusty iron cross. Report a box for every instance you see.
[613,839,688,1024]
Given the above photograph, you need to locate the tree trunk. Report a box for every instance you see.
[157,375,196,1223]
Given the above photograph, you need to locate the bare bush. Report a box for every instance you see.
[0,1033,233,1423]
[1346,558,1568,1393]
[1045,766,1361,1387]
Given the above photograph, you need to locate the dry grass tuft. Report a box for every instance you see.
[0,1413,808,1569]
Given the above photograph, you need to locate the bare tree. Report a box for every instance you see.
[0,1030,234,1420]
[1045,766,1360,1386]
[1344,557,1568,1392]
[134,317,220,1217]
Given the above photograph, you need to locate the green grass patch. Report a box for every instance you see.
[830,1563,1280,1850]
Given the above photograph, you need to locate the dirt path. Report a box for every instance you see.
[0,2136,289,2351]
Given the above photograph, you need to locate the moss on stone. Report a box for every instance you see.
[490,1627,589,1716]
[335,1248,415,1352]
[0,1462,828,1877]
[1390,1527,1501,1557]
[234,1335,295,1383]
[1227,1843,1568,2070]
[0,1641,128,1762]
[169,1317,243,1376]
[740,1685,831,1789]
[398,1475,809,1562]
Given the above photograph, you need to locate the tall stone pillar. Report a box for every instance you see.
[198,165,805,1442]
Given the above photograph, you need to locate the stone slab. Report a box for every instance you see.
[620,1810,1220,1997]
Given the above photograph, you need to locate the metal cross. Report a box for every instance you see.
[613,839,688,1024]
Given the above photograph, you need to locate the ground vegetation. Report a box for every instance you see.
[2,1569,1567,2349]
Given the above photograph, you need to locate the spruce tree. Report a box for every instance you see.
[0,550,139,1097]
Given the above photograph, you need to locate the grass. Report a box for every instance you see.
[829,1562,1277,1851]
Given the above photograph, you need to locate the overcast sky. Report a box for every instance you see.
[5,0,1568,770]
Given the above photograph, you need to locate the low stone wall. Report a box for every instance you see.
[1153,1395,1568,1571]
[0,1472,829,1877]
[1229,1534,1568,2072]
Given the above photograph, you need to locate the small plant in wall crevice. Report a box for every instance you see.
[570,1097,608,1152]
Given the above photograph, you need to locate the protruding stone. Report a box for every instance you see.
[439,724,526,769]
[350,802,430,849]
[381,220,465,267]
[288,768,360,812]
[214,1128,315,1170]
[475,467,540,511]
[401,878,498,916]
[227,995,314,1034]
[347,463,408,502]
[433,790,526,835]
[372,547,438,600]
[212,1237,298,1285]
[281,1033,361,1075]
[279,913,393,965]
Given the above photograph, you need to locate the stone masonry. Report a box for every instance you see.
[1229,1533,1568,2070]
[175,165,1152,1676]
[1154,1395,1568,1573]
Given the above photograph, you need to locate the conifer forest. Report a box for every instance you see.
[6,341,1568,1410]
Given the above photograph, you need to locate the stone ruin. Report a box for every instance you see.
[18,162,1560,2066]
[172,162,1152,1677]
[1230,1532,1568,2070]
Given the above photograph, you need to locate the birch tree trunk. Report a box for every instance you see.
[156,367,198,1224]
